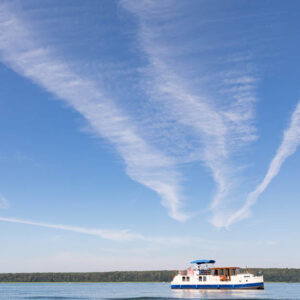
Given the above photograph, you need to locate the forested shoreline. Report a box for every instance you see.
[0,269,299,283]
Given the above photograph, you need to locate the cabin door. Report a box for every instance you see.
[225,268,230,281]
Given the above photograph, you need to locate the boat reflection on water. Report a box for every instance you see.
[172,288,266,299]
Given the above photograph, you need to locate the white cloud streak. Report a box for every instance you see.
[121,0,258,216]
[0,216,143,241]
[0,3,187,221]
[0,215,206,245]
[225,101,300,227]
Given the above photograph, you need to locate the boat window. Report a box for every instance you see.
[199,276,202,281]
[203,276,206,281]
[231,269,236,276]
[213,269,219,276]
[186,276,190,282]
[182,276,186,281]
[225,269,229,276]
[220,269,224,276]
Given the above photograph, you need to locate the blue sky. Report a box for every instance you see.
[0,0,300,272]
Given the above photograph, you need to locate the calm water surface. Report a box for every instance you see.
[0,283,299,300]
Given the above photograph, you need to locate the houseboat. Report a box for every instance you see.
[171,259,264,289]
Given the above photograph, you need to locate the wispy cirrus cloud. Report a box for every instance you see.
[1,1,296,230]
[224,101,300,227]
[0,215,207,245]
[0,2,187,221]
[121,0,259,220]
[0,216,143,241]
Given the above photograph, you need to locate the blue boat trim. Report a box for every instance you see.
[190,259,216,265]
[171,282,264,289]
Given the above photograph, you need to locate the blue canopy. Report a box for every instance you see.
[190,259,216,265]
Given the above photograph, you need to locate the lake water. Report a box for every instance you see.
[0,283,299,300]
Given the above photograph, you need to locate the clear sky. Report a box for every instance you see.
[0,0,300,272]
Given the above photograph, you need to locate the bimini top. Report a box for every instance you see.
[190,259,216,265]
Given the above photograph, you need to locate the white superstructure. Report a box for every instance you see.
[171,259,264,290]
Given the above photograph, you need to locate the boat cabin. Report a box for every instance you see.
[210,267,239,281]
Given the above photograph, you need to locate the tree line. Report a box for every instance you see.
[251,268,300,282]
[0,269,299,282]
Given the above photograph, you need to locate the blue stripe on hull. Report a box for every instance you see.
[171,282,264,289]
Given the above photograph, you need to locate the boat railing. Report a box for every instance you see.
[178,267,213,276]
[239,268,251,274]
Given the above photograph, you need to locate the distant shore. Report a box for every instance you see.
[0,269,299,283]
